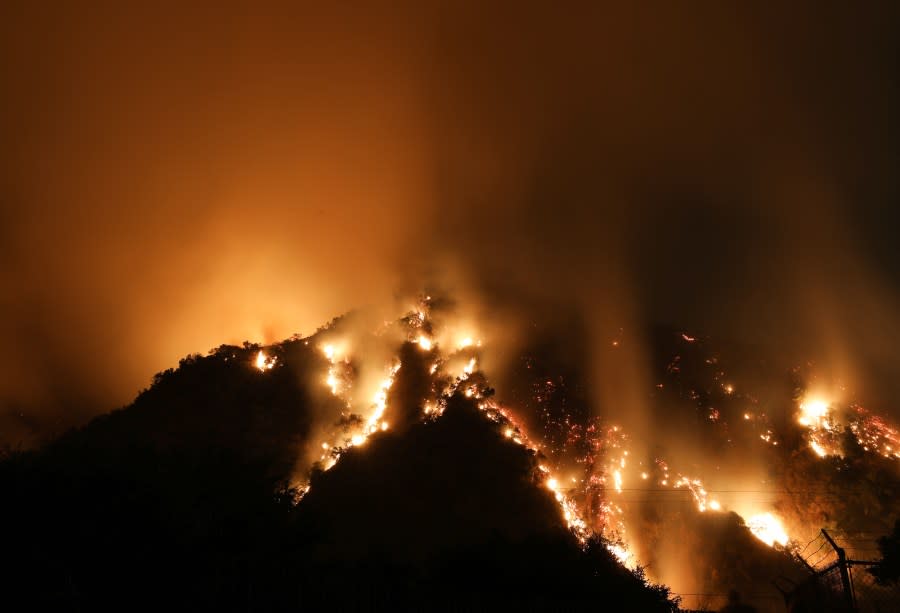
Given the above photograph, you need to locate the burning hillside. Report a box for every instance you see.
[4,4,900,612]
[256,295,900,610]
[2,294,899,611]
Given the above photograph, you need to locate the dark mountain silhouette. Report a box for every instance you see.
[0,339,677,611]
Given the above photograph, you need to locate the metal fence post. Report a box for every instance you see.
[822,528,856,612]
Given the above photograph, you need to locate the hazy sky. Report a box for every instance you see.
[2,3,899,444]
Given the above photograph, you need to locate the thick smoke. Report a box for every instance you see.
[1,4,434,442]
[4,3,899,445]
[2,16,900,595]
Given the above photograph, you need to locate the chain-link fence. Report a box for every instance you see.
[848,562,900,613]
[785,560,852,612]
[785,559,900,612]
[781,528,898,612]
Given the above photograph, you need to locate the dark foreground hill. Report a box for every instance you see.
[0,340,677,612]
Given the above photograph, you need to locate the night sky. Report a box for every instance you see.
[2,3,900,444]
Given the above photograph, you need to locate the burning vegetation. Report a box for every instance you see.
[237,294,899,610]
[2,293,899,610]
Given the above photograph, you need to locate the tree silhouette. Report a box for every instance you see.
[0,340,678,611]
[870,519,900,585]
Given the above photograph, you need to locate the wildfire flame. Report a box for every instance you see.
[673,476,722,514]
[257,295,900,601]
[798,397,829,427]
[745,513,789,547]
[254,350,276,371]
[417,335,433,351]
